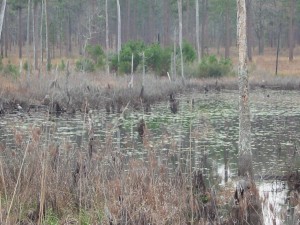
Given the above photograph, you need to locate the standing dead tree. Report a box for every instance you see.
[0,0,7,41]
[235,0,262,223]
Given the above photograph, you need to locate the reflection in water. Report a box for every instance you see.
[1,90,300,221]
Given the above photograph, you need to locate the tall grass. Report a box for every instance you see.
[0,111,233,224]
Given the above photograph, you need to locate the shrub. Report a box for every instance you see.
[194,55,233,78]
[47,62,52,71]
[109,53,119,72]
[58,59,66,71]
[182,40,196,63]
[76,58,95,72]
[86,44,106,69]
[3,61,19,79]
[23,61,29,71]
[118,40,146,74]
[145,44,171,76]
[0,57,3,71]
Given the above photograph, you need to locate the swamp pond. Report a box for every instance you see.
[0,89,300,224]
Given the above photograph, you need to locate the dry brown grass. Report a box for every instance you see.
[0,46,300,114]
[0,118,227,224]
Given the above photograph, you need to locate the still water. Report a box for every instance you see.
[0,89,300,223]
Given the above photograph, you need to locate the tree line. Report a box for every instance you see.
[0,0,298,67]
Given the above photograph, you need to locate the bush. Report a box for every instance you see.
[118,40,145,74]
[194,55,233,78]
[0,58,4,71]
[23,61,29,71]
[76,58,95,72]
[109,53,119,72]
[47,62,52,71]
[145,44,171,76]
[86,44,106,69]
[182,40,196,63]
[3,61,19,79]
[58,59,66,71]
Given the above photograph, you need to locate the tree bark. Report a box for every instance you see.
[225,0,230,59]
[126,0,130,42]
[33,1,38,70]
[289,0,295,61]
[26,0,31,82]
[18,7,23,59]
[117,0,121,62]
[246,0,253,62]
[68,10,72,55]
[163,0,170,46]
[105,0,109,75]
[40,0,44,66]
[237,0,253,178]
[201,0,208,58]
[195,0,200,61]
[4,4,7,57]
[0,0,7,42]
[186,0,190,42]
[178,0,185,80]
[45,0,50,69]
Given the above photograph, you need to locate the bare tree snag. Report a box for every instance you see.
[237,0,252,178]
[0,0,7,41]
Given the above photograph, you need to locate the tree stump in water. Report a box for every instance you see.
[231,180,262,225]
[169,93,178,114]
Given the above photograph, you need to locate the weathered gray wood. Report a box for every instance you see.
[0,0,7,41]
[237,0,253,178]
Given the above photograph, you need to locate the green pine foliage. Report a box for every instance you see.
[76,58,95,72]
[195,55,233,78]
[145,44,172,76]
[118,40,146,74]
[86,44,106,69]
[182,40,196,63]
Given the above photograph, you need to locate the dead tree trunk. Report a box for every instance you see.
[237,0,252,179]
[0,0,6,44]
[235,2,262,224]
